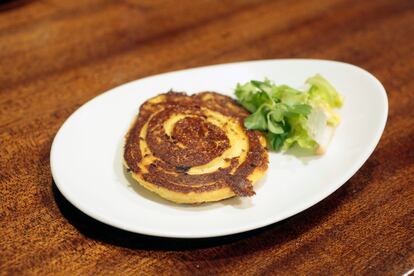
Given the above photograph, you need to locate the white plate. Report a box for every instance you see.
[51,59,388,238]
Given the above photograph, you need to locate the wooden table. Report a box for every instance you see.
[1,0,413,274]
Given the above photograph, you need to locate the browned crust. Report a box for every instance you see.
[123,91,268,197]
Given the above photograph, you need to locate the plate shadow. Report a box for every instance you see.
[52,170,364,252]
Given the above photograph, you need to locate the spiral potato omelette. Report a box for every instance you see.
[124,92,268,204]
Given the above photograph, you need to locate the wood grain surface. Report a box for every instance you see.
[1,0,413,275]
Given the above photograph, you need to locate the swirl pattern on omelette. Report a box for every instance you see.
[123,92,268,204]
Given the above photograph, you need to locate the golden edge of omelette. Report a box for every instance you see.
[124,135,268,204]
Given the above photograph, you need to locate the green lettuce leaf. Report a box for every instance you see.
[306,74,344,126]
[235,74,343,152]
[244,106,268,130]
[235,83,272,113]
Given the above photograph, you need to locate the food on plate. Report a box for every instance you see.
[123,92,268,204]
[235,74,343,154]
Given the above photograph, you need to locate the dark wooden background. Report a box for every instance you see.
[1,0,413,275]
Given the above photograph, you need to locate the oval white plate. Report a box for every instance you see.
[51,59,387,238]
